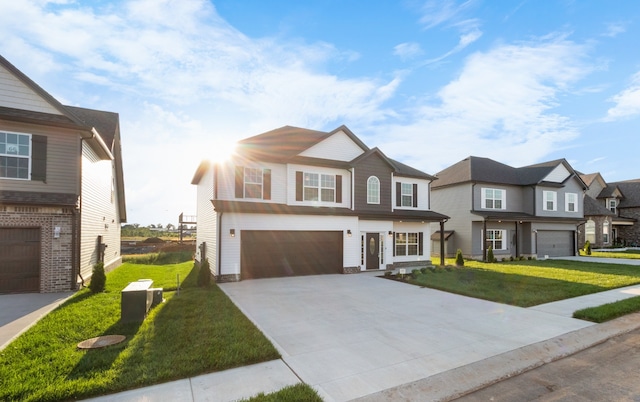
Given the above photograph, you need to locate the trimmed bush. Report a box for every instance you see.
[420,267,428,274]
[584,240,592,255]
[487,247,495,263]
[455,249,464,267]
[411,269,420,279]
[88,262,106,293]
[197,258,211,287]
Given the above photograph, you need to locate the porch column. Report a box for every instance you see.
[515,221,519,258]
[483,219,487,262]
[440,220,445,266]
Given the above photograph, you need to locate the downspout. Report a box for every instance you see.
[75,135,85,290]
[350,167,355,210]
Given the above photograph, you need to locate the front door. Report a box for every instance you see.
[366,233,380,270]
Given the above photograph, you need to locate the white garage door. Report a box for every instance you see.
[538,230,574,257]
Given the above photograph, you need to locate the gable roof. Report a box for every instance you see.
[612,180,640,208]
[584,195,615,216]
[0,55,126,222]
[432,156,586,189]
[235,125,436,180]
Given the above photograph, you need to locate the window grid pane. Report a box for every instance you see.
[367,177,380,204]
[0,132,30,179]
[304,172,335,202]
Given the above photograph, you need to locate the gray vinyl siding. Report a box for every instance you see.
[195,164,217,270]
[0,67,61,114]
[473,183,524,213]
[0,121,80,194]
[535,178,584,218]
[431,183,475,256]
[353,155,393,212]
[80,142,121,279]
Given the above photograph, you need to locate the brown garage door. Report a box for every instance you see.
[0,228,41,293]
[241,230,343,279]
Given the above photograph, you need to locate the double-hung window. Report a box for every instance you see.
[609,199,617,214]
[304,173,335,202]
[565,193,577,212]
[401,183,413,207]
[244,167,263,198]
[484,229,505,250]
[0,131,31,180]
[482,188,505,209]
[394,232,420,256]
[543,191,557,211]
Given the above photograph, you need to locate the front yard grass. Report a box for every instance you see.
[0,261,280,402]
[573,296,640,323]
[406,259,640,307]
[579,249,640,259]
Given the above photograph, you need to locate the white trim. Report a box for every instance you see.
[367,176,380,204]
[481,187,506,210]
[0,130,32,180]
[565,192,578,213]
[543,191,557,211]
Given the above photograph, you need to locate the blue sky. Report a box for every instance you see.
[2,0,640,226]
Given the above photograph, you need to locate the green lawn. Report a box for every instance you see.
[573,296,640,322]
[580,249,640,259]
[0,261,280,402]
[406,259,640,307]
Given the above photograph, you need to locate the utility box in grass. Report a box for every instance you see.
[121,279,154,323]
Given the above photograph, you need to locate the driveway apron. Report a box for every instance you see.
[220,273,593,401]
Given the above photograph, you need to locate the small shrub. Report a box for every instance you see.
[429,266,436,273]
[197,258,211,287]
[455,249,464,267]
[501,257,508,262]
[420,267,428,274]
[487,247,495,263]
[584,240,592,255]
[519,256,525,261]
[384,270,392,277]
[88,262,106,293]
[509,256,515,261]
[434,266,445,273]
[411,269,420,279]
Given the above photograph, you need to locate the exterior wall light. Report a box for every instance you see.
[230,229,235,237]
[388,231,393,236]
[347,230,352,237]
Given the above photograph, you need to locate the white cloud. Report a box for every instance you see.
[605,71,640,120]
[603,22,627,38]
[375,37,592,173]
[419,0,476,30]
[394,42,423,60]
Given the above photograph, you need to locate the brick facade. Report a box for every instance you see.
[578,216,613,249]
[0,205,76,293]
[617,208,640,246]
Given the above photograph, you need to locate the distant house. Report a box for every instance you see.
[431,156,587,260]
[0,55,126,293]
[192,125,448,281]
[580,172,639,247]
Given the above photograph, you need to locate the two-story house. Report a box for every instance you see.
[580,172,639,247]
[0,55,126,293]
[431,156,586,260]
[192,125,448,281]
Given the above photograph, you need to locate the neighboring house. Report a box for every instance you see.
[431,156,587,260]
[192,125,448,281]
[0,55,126,293]
[580,172,639,247]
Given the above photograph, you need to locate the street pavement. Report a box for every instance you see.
[454,325,640,401]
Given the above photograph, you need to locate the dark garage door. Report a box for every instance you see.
[241,230,343,279]
[538,230,574,257]
[0,228,41,293]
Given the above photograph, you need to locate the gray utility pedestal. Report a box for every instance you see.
[121,279,155,323]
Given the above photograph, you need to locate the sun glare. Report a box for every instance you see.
[208,140,237,164]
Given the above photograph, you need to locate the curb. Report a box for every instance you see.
[355,312,640,401]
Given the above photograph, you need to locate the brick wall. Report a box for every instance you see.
[0,205,75,293]
[618,208,640,246]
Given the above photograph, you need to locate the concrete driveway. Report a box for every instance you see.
[0,292,74,350]
[220,272,594,401]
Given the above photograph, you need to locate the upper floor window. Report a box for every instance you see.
[295,171,342,203]
[401,183,413,207]
[235,166,271,200]
[543,191,557,211]
[482,188,505,209]
[367,176,380,204]
[565,193,577,212]
[244,167,263,198]
[303,172,335,202]
[608,199,617,214]
[0,131,31,180]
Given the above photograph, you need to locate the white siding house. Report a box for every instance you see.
[193,125,448,281]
